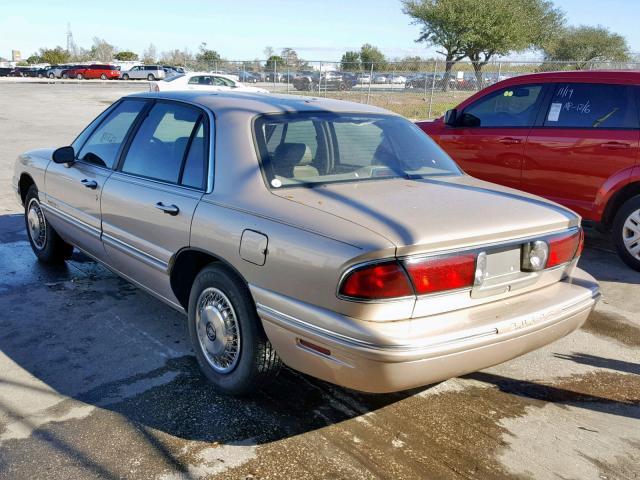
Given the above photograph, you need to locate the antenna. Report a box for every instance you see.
[66,22,74,53]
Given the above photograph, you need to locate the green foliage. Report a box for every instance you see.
[114,51,139,61]
[360,44,386,71]
[340,51,361,71]
[280,48,306,69]
[403,0,564,86]
[26,55,42,64]
[39,46,70,65]
[196,42,222,70]
[542,25,630,69]
[265,55,284,71]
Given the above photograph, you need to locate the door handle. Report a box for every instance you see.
[498,137,522,145]
[80,179,98,189]
[602,142,631,150]
[155,202,180,216]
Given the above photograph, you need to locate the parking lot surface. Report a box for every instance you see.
[0,83,638,479]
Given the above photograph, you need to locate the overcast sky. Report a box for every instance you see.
[2,0,638,61]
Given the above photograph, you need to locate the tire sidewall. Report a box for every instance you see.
[187,265,265,394]
[613,195,640,271]
[24,186,64,262]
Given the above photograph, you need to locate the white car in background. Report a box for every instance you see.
[151,72,269,93]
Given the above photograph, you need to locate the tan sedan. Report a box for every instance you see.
[12,91,600,394]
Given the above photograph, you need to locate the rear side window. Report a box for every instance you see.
[121,102,204,187]
[77,99,146,169]
[461,85,542,127]
[181,122,207,189]
[543,83,639,129]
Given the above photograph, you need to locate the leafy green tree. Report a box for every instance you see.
[542,25,630,69]
[114,51,139,61]
[403,0,563,89]
[265,55,284,71]
[26,54,42,64]
[340,51,361,71]
[39,47,70,64]
[360,44,386,71]
[196,42,221,70]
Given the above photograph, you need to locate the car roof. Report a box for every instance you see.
[500,70,640,85]
[125,91,396,116]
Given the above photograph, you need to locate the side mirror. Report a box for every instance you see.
[52,146,75,164]
[444,108,458,127]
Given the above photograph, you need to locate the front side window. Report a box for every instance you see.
[212,76,235,87]
[543,83,638,128]
[255,113,461,187]
[121,102,204,186]
[461,85,542,127]
[77,99,146,169]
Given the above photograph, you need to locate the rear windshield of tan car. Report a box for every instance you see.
[254,112,461,188]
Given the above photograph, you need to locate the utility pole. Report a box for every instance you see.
[66,22,74,54]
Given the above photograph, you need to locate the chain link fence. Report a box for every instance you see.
[181,59,640,120]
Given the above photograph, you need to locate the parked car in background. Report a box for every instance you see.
[46,64,78,79]
[163,65,186,76]
[417,70,640,270]
[0,67,12,77]
[356,73,371,84]
[121,65,166,81]
[151,72,268,93]
[13,91,599,394]
[292,71,354,92]
[62,64,120,80]
[237,71,259,83]
[387,75,407,85]
[210,70,239,82]
[9,67,44,78]
[373,74,387,84]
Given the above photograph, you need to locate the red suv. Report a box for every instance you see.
[417,71,640,270]
[62,64,120,80]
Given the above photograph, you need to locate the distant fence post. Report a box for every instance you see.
[273,60,277,89]
[497,61,502,79]
[428,60,437,119]
[367,63,373,104]
[287,65,290,94]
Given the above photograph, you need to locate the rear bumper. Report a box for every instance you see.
[255,268,599,393]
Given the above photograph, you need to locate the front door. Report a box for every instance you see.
[100,100,209,305]
[438,84,546,190]
[523,82,640,220]
[43,99,147,257]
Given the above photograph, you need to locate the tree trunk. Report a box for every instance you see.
[442,58,454,92]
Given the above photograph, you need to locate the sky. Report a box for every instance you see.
[1,0,639,62]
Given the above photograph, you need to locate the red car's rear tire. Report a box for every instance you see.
[612,195,640,271]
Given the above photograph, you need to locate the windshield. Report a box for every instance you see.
[164,73,185,82]
[254,112,461,188]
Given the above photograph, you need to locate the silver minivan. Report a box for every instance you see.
[121,65,166,81]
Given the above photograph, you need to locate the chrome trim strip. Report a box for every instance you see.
[102,232,168,273]
[40,202,101,239]
[257,286,599,356]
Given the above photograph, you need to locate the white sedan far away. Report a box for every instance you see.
[151,72,269,93]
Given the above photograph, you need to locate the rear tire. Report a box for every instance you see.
[188,264,282,395]
[24,186,73,263]
[76,73,83,80]
[48,73,55,79]
[613,195,640,271]
[100,74,107,80]
[122,73,129,80]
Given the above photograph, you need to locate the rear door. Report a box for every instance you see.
[437,83,546,190]
[523,82,640,220]
[100,100,210,305]
[43,99,147,257]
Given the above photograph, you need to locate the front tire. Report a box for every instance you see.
[100,74,107,80]
[48,73,55,79]
[24,186,73,263]
[147,74,155,81]
[188,264,282,395]
[613,195,640,271]
[76,73,83,80]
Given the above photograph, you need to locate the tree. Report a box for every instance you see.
[160,48,193,67]
[403,0,563,89]
[90,37,115,62]
[263,46,274,59]
[280,48,304,69]
[360,44,386,71]
[114,51,139,61]
[340,51,361,71]
[196,42,221,70]
[26,54,42,64]
[142,43,158,63]
[542,25,630,69]
[461,0,563,86]
[265,55,284,71]
[38,47,70,65]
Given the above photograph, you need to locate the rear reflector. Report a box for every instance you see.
[298,338,331,356]
[547,229,582,268]
[339,261,413,300]
[404,254,476,295]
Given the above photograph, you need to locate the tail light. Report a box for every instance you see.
[547,229,583,268]
[339,261,413,300]
[404,254,476,295]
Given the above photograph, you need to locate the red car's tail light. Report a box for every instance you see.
[547,229,582,268]
[339,261,413,300]
[404,254,476,295]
